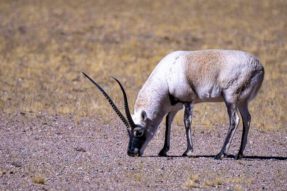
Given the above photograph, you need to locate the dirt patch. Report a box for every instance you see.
[0,112,286,190]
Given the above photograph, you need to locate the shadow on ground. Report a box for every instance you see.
[144,155,287,160]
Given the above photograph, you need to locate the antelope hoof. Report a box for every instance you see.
[158,149,168,157]
[235,153,243,160]
[182,149,193,157]
[214,152,224,160]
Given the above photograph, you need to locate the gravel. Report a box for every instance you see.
[0,112,286,190]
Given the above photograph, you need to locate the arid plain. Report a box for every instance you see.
[0,0,286,190]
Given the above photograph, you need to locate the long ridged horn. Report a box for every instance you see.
[82,72,131,136]
[112,77,136,128]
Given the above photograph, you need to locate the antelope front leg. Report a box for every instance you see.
[182,103,193,157]
[158,112,177,156]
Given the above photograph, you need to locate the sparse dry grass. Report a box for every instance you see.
[182,173,252,190]
[182,174,200,189]
[0,0,286,130]
[31,175,45,185]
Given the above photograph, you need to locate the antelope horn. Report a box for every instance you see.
[82,72,131,137]
[112,77,136,128]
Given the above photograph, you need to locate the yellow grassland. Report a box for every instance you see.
[0,0,286,130]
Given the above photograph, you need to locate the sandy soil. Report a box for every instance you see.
[0,112,286,190]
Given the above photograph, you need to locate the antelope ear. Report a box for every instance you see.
[141,110,147,122]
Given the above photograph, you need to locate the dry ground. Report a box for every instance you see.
[0,113,286,190]
[0,0,287,190]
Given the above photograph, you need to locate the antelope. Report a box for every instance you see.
[83,49,264,160]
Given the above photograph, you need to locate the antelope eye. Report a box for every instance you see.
[134,128,144,137]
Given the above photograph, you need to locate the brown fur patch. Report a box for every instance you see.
[185,50,224,88]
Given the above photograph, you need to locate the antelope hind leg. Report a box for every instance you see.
[236,101,251,160]
[182,103,193,157]
[215,102,240,160]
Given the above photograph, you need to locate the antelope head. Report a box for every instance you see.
[82,72,148,157]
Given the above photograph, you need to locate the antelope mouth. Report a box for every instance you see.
[127,151,141,157]
[127,147,143,157]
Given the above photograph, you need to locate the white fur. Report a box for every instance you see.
[132,49,264,155]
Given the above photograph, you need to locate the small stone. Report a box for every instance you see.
[74,147,86,152]
[11,161,22,168]
[0,170,6,176]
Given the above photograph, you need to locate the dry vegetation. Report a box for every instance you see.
[0,0,286,130]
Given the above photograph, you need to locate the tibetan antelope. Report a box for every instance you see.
[83,49,264,159]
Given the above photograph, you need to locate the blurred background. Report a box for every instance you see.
[0,0,286,130]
